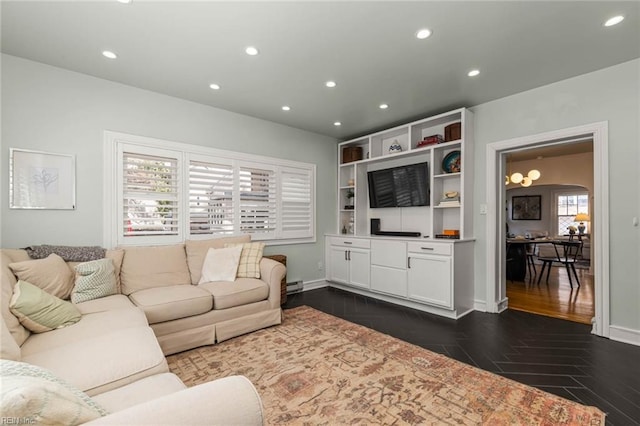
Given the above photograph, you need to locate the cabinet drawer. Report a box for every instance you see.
[407,242,451,256]
[371,240,407,269]
[330,237,370,249]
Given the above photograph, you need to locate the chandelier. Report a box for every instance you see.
[505,169,541,187]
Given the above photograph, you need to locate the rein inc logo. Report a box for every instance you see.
[1,418,36,425]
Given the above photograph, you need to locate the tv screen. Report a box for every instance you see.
[367,162,430,208]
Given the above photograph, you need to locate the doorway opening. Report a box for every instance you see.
[504,142,594,324]
[485,122,609,337]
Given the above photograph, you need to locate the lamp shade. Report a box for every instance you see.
[527,169,541,180]
[510,172,523,184]
[574,213,590,222]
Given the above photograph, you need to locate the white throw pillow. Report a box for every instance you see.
[0,359,108,425]
[198,246,243,284]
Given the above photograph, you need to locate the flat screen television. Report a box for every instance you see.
[367,162,430,208]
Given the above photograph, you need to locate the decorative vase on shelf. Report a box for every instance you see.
[388,140,402,154]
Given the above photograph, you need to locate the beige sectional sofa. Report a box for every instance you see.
[1,235,286,424]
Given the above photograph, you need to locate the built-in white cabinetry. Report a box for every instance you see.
[327,237,370,289]
[327,107,475,319]
[326,236,474,319]
[336,108,473,239]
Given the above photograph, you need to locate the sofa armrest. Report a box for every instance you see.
[260,258,286,309]
[83,375,263,425]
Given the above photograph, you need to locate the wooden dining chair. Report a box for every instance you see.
[537,240,582,288]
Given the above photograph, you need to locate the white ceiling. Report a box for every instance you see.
[2,1,639,140]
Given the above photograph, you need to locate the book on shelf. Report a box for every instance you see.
[438,201,461,207]
[435,234,460,240]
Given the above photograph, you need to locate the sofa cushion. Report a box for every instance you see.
[199,245,243,284]
[91,373,186,413]
[20,307,148,357]
[8,253,74,299]
[185,235,251,284]
[105,249,125,293]
[21,327,168,396]
[120,244,191,295]
[1,316,21,361]
[75,294,135,315]
[1,252,30,346]
[72,259,118,304]
[10,280,81,333]
[0,360,108,424]
[199,278,269,310]
[226,242,265,279]
[129,285,213,324]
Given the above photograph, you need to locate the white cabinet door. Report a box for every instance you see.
[329,246,350,284]
[349,248,370,288]
[407,254,452,308]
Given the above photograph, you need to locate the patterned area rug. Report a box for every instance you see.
[167,306,605,425]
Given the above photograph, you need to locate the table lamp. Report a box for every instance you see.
[574,213,590,235]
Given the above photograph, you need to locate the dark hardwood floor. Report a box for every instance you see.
[284,287,640,425]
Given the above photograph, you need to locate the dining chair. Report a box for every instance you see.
[536,240,582,288]
[525,243,537,279]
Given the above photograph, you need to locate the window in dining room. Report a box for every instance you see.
[556,192,589,235]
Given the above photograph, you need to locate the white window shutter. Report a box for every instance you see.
[280,167,313,238]
[121,151,180,241]
[189,160,235,236]
[239,165,277,239]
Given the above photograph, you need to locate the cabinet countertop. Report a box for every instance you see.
[326,233,475,243]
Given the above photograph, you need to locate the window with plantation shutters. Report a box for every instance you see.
[121,151,180,241]
[239,165,277,237]
[189,161,234,236]
[106,132,315,246]
[281,167,313,238]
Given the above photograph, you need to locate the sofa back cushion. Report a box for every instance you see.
[120,244,191,295]
[8,253,75,300]
[1,251,30,346]
[185,235,251,284]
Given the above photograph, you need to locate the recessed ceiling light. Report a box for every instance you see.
[325,81,337,88]
[415,28,432,39]
[467,69,480,77]
[245,46,259,56]
[117,0,132,3]
[282,106,291,111]
[604,15,624,27]
[102,50,117,59]
[209,83,220,90]
[334,121,342,126]
[379,104,389,109]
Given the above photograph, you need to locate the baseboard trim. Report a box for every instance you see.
[302,279,328,292]
[473,300,487,312]
[609,325,640,347]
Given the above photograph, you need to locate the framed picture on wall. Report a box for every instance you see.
[512,195,541,220]
[9,148,76,210]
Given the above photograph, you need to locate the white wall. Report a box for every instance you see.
[0,54,337,284]
[471,58,640,333]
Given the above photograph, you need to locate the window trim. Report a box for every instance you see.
[553,189,589,236]
[104,131,316,247]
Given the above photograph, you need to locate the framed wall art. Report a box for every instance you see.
[10,148,76,210]
[511,195,541,220]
